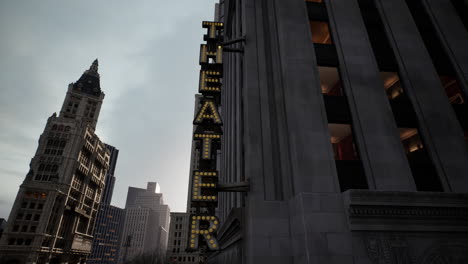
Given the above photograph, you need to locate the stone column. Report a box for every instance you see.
[375,0,468,192]
[326,0,416,191]
[421,0,468,99]
[242,0,350,263]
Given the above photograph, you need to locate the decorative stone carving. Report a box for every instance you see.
[365,235,385,264]
[365,233,412,264]
[418,243,468,264]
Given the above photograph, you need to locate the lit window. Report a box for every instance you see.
[319,66,343,96]
[310,21,332,44]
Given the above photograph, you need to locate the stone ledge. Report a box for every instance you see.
[343,190,468,231]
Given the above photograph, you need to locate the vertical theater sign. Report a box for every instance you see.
[188,21,224,252]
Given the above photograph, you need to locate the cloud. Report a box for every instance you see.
[0,0,217,218]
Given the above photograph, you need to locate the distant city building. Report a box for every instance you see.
[100,145,120,205]
[88,145,124,264]
[88,205,124,264]
[166,212,198,264]
[0,60,111,264]
[118,182,170,264]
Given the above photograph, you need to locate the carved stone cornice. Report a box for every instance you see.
[343,190,468,231]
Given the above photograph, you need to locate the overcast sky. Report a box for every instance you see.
[0,0,217,218]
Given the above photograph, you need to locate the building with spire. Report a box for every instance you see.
[0,60,111,264]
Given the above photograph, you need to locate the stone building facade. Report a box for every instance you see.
[166,212,199,264]
[0,60,111,264]
[207,0,468,263]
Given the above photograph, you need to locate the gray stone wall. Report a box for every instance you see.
[208,0,468,263]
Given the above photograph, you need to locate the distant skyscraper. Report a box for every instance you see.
[166,212,198,264]
[88,145,124,264]
[118,182,170,264]
[0,60,111,264]
[101,145,119,205]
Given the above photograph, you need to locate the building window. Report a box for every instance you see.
[357,0,444,192]
[399,128,443,191]
[310,21,332,44]
[25,214,32,221]
[36,162,59,181]
[319,67,343,96]
[311,3,368,192]
[16,213,24,220]
[13,225,19,232]
[405,0,466,108]
[329,124,368,191]
[8,239,15,245]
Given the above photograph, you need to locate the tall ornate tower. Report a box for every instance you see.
[0,60,111,264]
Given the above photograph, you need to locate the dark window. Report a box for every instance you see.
[13,225,19,232]
[21,226,28,232]
[29,203,35,209]
[25,239,32,245]
[33,214,40,221]
[450,0,468,31]
[25,214,32,221]
[37,204,43,210]
[405,0,466,103]
[400,128,443,191]
[357,0,444,192]
[8,239,15,245]
[16,213,24,220]
[21,202,27,208]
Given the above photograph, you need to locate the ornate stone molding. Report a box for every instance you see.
[418,242,468,264]
[343,190,468,231]
[365,233,412,264]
